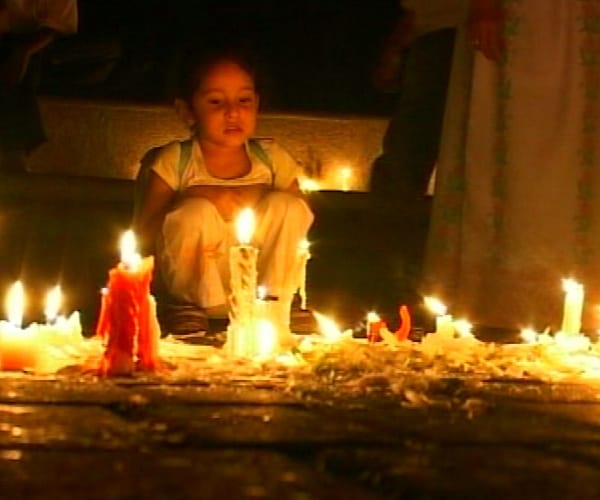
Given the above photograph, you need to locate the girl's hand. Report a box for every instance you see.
[469,0,504,62]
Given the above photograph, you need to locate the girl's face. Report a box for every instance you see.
[189,61,259,149]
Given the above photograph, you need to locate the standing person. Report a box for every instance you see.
[368,1,458,325]
[0,0,78,172]
[423,0,600,332]
[133,45,314,338]
[370,1,456,200]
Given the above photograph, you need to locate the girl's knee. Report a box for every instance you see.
[261,192,314,224]
[164,198,221,232]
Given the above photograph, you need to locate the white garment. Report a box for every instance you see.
[2,0,77,34]
[152,139,299,192]
[160,192,313,308]
[424,0,600,331]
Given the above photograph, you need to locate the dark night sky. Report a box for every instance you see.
[44,0,400,115]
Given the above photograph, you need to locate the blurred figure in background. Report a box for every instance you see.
[424,0,600,332]
[0,0,78,172]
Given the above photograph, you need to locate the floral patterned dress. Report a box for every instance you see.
[423,0,600,331]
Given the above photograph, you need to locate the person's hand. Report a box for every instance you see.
[469,0,504,61]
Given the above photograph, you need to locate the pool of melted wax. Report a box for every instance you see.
[8,328,600,414]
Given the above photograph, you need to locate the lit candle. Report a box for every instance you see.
[97,230,160,376]
[39,285,82,346]
[227,208,259,357]
[297,239,311,310]
[0,281,39,371]
[424,296,454,337]
[366,311,384,343]
[561,278,584,334]
[453,319,473,338]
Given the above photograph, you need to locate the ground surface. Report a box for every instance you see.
[1,370,600,499]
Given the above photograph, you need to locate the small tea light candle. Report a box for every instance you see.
[424,296,454,337]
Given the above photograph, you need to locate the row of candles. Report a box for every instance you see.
[0,206,312,372]
[364,277,586,344]
[0,282,82,371]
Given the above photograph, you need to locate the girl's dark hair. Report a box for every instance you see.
[169,41,260,104]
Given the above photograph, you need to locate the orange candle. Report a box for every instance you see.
[99,231,159,376]
[0,282,39,371]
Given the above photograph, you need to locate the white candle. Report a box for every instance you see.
[227,208,259,357]
[0,282,39,371]
[297,239,311,310]
[424,296,454,337]
[561,278,584,334]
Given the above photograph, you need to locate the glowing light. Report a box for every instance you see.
[424,296,447,316]
[44,285,62,323]
[299,177,321,192]
[120,230,141,269]
[520,327,538,344]
[235,208,255,245]
[339,167,352,191]
[313,311,343,342]
[6,281,24,328]
[453,319,473,338]
[366,311,380,323]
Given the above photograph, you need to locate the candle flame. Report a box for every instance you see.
[424,296,447,316]
[6,281,24,327]
[236,208,255,245]
[562,278,583,293]
[453,319,473,338]
[520,327,538,344]
[298,239,310,252]
[299,177,321,192]
[120,230,141,269]
[313,311,342,342]
[366,311,380,323]
[44,285,62,322]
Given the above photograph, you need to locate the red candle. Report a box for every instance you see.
[98,231,160,376]
[366,311,384,343]
[395,305,411,341]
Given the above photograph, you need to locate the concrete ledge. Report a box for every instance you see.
[29,97,387,191]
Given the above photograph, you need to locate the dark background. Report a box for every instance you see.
[40,0,400,115]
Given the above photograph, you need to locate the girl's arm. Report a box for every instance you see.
[133,171,176,255]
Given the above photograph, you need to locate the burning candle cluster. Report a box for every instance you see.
[0,282,82,372]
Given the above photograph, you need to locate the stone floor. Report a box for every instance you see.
[1,373,600,498]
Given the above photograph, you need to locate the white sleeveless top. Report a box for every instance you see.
[151,138,300,192]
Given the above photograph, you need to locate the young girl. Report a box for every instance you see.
[133,46,314,336]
